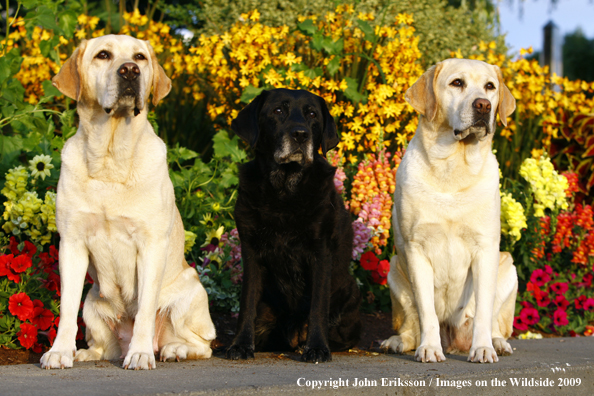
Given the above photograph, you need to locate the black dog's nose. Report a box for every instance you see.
[472,98,491,114]
[291,129,309,144]
[118,62,140,81]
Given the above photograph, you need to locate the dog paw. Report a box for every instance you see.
[40,349,76,369]
[381,335,413,354]
[123,351,156,370]
[74,348,102,362]
[301,346,331,364]
[415,345,446,363]
[492,338,512,356]
[468,346,498,363]
[226,344,254,360]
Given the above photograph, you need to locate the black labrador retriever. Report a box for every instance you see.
[226,88,361,363]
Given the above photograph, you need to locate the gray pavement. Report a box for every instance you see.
[0,337,592,396]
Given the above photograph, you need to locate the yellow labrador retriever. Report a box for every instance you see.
[381,58,517,363]
[40,35,215,370]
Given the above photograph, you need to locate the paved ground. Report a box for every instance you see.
[0,337,592,396]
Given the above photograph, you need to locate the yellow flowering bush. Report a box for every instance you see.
[519,155,569,217]
[1,167,56,245]
[186,8,423,159]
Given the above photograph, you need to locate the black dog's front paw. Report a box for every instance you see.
[301,346,332,363]
[226,344,255,360]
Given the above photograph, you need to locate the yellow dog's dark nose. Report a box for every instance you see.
[472,98,491,114]
[118,62,140,81]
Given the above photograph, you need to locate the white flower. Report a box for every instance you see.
[29,154,54,180]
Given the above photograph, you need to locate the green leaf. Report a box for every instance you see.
[219,167,238,189]
[356,19,375,42]
[22,132,42,152]
[240,85,265,104]
[297,19,317,36]
[310,32,324,52]
[36,6,58,31]
[58,10,78,38]
[42,80,62,97]
[0,57,11,84]
[343,77,367,104]
[2,79,25,103]
[327,57,341,76]
[0,134,23,156]
[322,38,343,56]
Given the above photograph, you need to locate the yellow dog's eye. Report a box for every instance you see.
[450,79,463,87]
[135,53,146,61]
[95,51,110,60]
[485,82,496,90]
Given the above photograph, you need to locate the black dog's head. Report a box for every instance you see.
[231,89,339,168]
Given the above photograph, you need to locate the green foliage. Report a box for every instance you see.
[563,28,594,82]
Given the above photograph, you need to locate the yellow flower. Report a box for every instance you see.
[29,154,54,180]
[184,230,197,254]
[202,226,225,248]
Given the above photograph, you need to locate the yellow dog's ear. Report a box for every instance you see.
[405,62,443,122]
[493,65,516,127]
[52,40,87,101]
[148,42,171,106]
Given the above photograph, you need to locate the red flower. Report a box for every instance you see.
[530,269,550,287]
[581,274,593,288]
[17,322,38,349]
[360,251,379,271]
[32,343,43,353]
[8,292,34,321]
[47,327,57,345]
[22,241,37,257]
[554,295,570,310]
[513,316,528,331]
[31,304,54,331]
[585,326,594,336]
[376,260,390,277]
[520,307,540,325]
[76,317,85,340]
[9,237,20,255]
[371,271,387,285]
[583,298,594,312]
[0,254,13,277]
[536,291,551,307]
[520,301,533,308]
[575,295,587,310]
[526,282,542,300]
[42,272,61,296]
[550,282,569,295]
[553,309,569,327]
[11,254,32,273]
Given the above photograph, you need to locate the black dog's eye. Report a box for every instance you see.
[450,79,463,87]
[135,53,146,61]
[307,110,316,119]
[273,107,283,115]
[95,51,111,60]
[485,82,496,90]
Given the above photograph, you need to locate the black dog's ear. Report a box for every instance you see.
[231,90,269,148]
[318,96,339,156]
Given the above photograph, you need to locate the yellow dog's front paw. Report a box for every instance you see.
[123,350,156,370]
[468,346,498,363]
[415,345,446,363]
[381,335,414,354]
[40,349,75,369]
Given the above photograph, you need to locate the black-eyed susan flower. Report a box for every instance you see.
[28,155,53,180]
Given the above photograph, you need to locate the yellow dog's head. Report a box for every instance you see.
[52,34,171,117]
[406,58,516,141]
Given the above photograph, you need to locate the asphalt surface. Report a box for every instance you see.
[0,337,592,396]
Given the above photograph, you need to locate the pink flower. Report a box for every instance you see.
[530,269,551,287]
[550,282,569,295]
[553,309,569,327]
[575,295,587,310]
[544,265,553,274]
[520,307,540,325]
[513,316,528,331]
[583,298,594,312]
[554,295,570,310]
[536,291,551,307]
